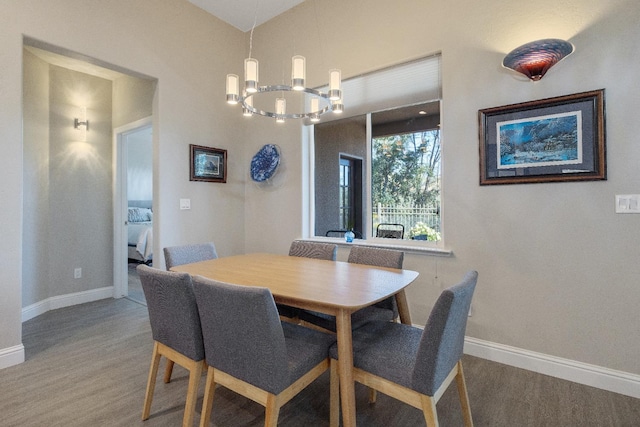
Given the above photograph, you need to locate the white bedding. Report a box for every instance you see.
[128,221,153,261]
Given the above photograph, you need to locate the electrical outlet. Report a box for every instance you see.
[180,198,191,210]
[74,268,82,279]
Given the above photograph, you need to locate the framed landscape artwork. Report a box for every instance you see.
[189,144,227,183]
[478,89,606,185]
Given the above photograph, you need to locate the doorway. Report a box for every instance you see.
[113,118,153,303]
[21,39,156,321]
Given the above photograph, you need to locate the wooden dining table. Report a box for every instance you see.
[171,252,419,427]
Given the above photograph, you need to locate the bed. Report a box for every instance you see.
[127,200,153,263]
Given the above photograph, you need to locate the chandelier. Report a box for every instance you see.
[226,57,343,123]
[225,10,343,123]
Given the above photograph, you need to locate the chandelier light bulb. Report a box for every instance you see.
[292,55,306,91]
[226,74,239,104]
[329,69,342,101]
[275,98,286,123]
[243,94,253,117]
[244,58,259,93]
[310,98,320,122]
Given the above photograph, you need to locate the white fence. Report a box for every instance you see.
[374,204,440,237]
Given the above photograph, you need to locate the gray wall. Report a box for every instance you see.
[49,65,113,297]
[314,116,366,236]
[22,60,114,307]
[112,75,155,130]
[22,50,50,306]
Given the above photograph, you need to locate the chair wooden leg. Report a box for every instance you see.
[298,319,337,335]
[279,314,299,324]
[164,360,175,383]
[264,394,280,427]
[182,360,204,427]
[455,361,473,427]
[199,367,216,427]
[142,342,162,420]
[420,395,439,427]
[329,359,340,427]
[368,388,377,404]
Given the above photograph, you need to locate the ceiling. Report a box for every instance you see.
[188,0,306,32]
[372,102,440,126]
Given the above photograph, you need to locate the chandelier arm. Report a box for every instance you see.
[239,85,333,119]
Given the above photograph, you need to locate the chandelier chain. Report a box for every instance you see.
[248,0,259,59]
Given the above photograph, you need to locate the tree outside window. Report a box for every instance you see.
[372,129,441,240]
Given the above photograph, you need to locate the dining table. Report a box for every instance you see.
[171,252,419,427]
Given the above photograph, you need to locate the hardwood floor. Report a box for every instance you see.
[1,298,639,426]
[127,262,146,305]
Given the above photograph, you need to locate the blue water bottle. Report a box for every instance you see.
[345,230,355,242]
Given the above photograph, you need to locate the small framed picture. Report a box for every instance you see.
[479,89,606,185]
[190,144,227,183]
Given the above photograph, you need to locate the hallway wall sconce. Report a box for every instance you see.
[503,38,574,81]
[74,106,89,131]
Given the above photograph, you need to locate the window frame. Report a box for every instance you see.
[302,54,451,255]
[305,108,449,255]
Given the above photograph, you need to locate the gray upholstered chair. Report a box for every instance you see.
[329,270,478,426]
[298,246,404,333]
[376,223,405,239]
[162,241,217,382]
[278,241,338,321]
[163,242,218,270]
[347,246,404,317]
[288,240,338,260]
[192,276,339,427]
[137,265,205,427]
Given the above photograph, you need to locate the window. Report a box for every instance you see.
[313,103,440,241]
[310,54,442,243]
[372,128,441,241]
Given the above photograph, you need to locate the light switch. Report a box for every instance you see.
[615,194,640,213]
[180,198,191,210]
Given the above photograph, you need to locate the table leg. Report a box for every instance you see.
[335,309,357,427]
[395,290,412,325]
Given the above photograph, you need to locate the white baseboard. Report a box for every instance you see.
[465,336,640,399]
[0,344,25,370]
[21,286,114,322]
